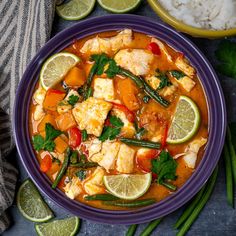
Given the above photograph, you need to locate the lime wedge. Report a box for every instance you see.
[17,179,54,222]
[35,217,80,236]
[103,173,152,200]
[56,0,96,20]
[98,0,141,13]
[167,96,201,144]
[40,52,80,90]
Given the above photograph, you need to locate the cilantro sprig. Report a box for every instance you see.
[151,150,177,191]
[215,40,236,79]
[32,123,62,152]
[155,69,172,90]
[99,116,124,142]
[68,94,79,106]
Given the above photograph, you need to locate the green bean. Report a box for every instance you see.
[86,87,93,99]
[82,129,88,142]
[104,199,156,208]
[161,181,177,191]
[84,194,119,201]
[223,144,234,208]
[120,138,161,149]
[70,162,98,168]
[226,126,236,183]
[52,148,71,189]
[177,166,219,236]
[84,62,98,98]
[119,69,169,107]
[140,218,162,236]
[174,183,207,229]
[70,151,78,164]
[126,225,138,236]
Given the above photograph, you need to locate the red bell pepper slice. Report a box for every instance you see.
[161,123,169,148]
[68,127,82,148]
[147,42,161,55]
[40,154,52,173]
[111,102,135,123]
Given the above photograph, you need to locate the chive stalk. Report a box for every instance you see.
[126,225,138,236]
[104,199,156,208]
[140,218,162,236]
[120,138,161,149]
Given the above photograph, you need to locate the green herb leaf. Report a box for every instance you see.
[82,130,88,141]
[70,151,78,164]
[169,70,185,80]
[86,87,93,99]
[109,116,124,127]
[45,123,62,141]
[215,40,236,79]
[43,140,56,152]
[151,150,177,185]
[155,70,172,90]
[91,54,110,75]
[68,94,79,106]
[105,59,120,78]
[32,135,44,151]
[76,170,87,181]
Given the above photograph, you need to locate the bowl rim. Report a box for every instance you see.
[148,0,236,38]
[13,14,226,225]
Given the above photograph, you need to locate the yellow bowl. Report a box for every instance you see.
[148,0,236,38]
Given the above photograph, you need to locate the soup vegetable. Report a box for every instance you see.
[29,29,208,209]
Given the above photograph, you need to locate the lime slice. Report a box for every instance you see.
[56,0,96,20]
[103,173,152,200]
[17,179,54,222]
[98,0,141,13]
[40,52,80,90]
[167,96,201,144]
[35,217,80,236]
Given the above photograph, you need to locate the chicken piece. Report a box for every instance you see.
[183,138,207,168]
[34,105,45,121]
[151,37,173,62]
[80,29,133,55]
[84,167,105,195]
[65,89,80,101]
[64,177,82,200]
[114,49,154,76]
[98,141,120,172]
[33,86,46,105]
[175,56,195,78]
[145,75,178,97]
[57,101,72,114]
[72,97,112,137]
[116,143,135,173]
[93,78,115,101]
[112,108,135,138]
[176,75,195,92]
[84,138,102,160]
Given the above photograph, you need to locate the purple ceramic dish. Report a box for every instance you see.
[13,15,226,225]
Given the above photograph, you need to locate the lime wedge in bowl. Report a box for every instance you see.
[104,173,152,200]
[17,179,53,222]
[56,0,96,20]
[98,0,141,13]
[167,95,201,144]
[40,52,80,90]
[35,217,80,236]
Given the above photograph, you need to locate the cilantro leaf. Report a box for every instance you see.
[76,170,87,181]
[90,53,110,75]
[169,70,185,80]
[32,123,62,152]
[99,116,124,142]
[32,135,44,151]
[151,150,177,185]
[105,59,120,78]
[215,40,236,79]
[68,94,79,106]
[155,69,172,90]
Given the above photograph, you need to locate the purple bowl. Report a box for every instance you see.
[13,15,226,225]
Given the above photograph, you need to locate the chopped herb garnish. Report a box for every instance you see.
[90,53,110,75]
[82,130,88,141]
[169,70,185,80]
[32,123,62,152]
[105,59,120,78]
[68,94,79,106]
[76,170,87,181]
[155,69,172,90]
[215,40,236,79]
[99,116,124,142]
[151,150,177,190]
[143,95,150,103]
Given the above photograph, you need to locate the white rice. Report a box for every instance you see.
[159,0,236,30]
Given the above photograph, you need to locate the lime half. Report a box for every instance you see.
[17,179,53,222]
[98,0,141,13]
[167,96,201,144]
[40,52,80,90]
[35,217,80,236]
[56,0,96,20]
[104,173,152,200]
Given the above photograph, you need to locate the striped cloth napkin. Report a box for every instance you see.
[0,1,56,233]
